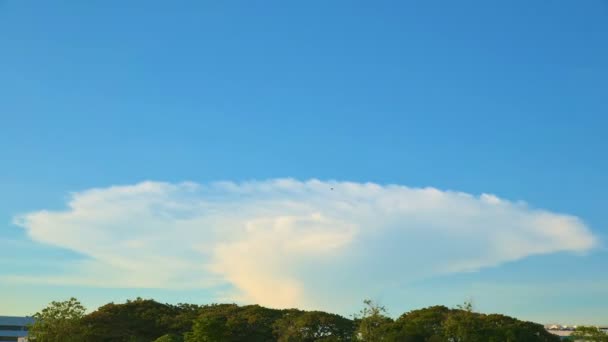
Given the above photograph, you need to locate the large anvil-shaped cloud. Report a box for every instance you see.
[13,179,597,310]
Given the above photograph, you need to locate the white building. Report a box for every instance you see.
[0,316,34,342]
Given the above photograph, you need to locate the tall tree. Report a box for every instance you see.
[442,302,484,342]
[353,299,394,341]
[28,297,87,342]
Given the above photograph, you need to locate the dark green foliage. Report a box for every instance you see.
[442,302,484,342]
[172,303,207,333]
[273,309,355,341]
[391,305,450,341]
[475,314,558,342]
[353,299,394,341]
[185,304,283,342]
[30,297,564,342]
[82,297,199,342]
[28,297,87,342]
[154,334,185,342]
[386,304,560,342]
[569,326,608,341]
[352,301,560,342]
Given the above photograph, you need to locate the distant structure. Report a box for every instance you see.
[0,316,34,342]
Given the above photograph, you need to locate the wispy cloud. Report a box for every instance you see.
[11,179,597,310]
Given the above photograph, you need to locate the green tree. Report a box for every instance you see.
[442,301,484,342]
[27,297,567,342]
[274,309,355,341]
[477,314,559,342]
[82,297,184,342]
[28,297,87,342]
[570,326,608,341]
[184,304,282,342]
[184,305,234,342]
[171,303,204,333]
[391,305,450,341]
[353,299,393,341]
[153,333,185,342]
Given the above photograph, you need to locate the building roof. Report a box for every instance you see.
[0,316,35,326]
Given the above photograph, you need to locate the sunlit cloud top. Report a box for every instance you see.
[13,179,597,311]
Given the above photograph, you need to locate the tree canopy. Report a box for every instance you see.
[567,326,608,342]
[28,297,567,342]
[273,309,355,341]
[28,297,87,342]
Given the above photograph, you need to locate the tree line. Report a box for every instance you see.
[26,297,603,341]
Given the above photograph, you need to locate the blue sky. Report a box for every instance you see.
[1,0,607,324]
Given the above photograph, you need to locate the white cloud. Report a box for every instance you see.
[12,179,597,310]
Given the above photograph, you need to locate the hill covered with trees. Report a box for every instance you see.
[28,297,564,341]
